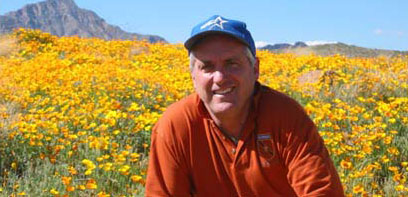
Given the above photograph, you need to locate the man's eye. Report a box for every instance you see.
[227,62,239,68]
[200,65,213,71]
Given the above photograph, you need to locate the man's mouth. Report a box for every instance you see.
[213,87,234,95]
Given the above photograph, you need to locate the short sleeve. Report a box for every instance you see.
[282,105,344,196]
[145,117,192,196]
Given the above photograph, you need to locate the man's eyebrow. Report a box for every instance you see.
[198,55,242,65]
[225,58,237,63]
[225,55,242,62]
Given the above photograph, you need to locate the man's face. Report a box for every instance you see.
[190,35,259,118]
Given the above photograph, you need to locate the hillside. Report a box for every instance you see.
[0,0,166,43]
[260,42,408,57]
[0,29,407,196]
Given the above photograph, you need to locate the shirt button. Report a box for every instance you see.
[231,148,236,154]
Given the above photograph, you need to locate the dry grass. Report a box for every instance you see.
[130,45,150,56]
[298,70,323,84]
[0,102,20,136]
[286,47,315,56]
[0,34,17,57]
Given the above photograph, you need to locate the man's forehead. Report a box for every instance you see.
[192,51,246,67]
[195,54,244,64]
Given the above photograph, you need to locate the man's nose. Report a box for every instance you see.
[213,68,228,84]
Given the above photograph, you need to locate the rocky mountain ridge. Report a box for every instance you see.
[0,0,166,43]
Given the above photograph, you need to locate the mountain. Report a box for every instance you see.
[261,42,307,50]
[260,42,408,57]
[0,0,166,43]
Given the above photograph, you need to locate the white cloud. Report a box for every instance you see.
[305,41,338,46]
[374,29,405,37]
[374,29,383,35]
[396,31,404,37]
[255,41,271,48]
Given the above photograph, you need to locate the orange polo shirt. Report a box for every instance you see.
[146,83,344,196]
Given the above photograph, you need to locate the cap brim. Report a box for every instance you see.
[184,30,249,52]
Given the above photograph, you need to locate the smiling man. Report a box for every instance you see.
[145,15,344,196]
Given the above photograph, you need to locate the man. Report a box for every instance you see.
[146,15,344,196]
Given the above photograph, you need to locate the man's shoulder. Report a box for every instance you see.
[161,93,202,122]
[153,93,203,138]
[257,84,312,129]
[257,84,317,145]
[259,85,304,113]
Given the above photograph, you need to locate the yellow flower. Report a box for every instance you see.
[113,130,120,135]
[61,176,72,185]
[340,159,353,170]
[68,134,78,139]
[131,175,143,183]
[86,179,98,189]
[130,153,140,158]
[101,162,112,171]
[387,147,400,156]
[388,166,398,172]
[121,150,129,156]
[381,155,390,163]
[97,191,111,197]
[11,162,17,170]
[119,165,130,175]
[384,136,393,144]
[128,102,140,111]
[66,186,75,192]
[352,184,365,194]
[78,185,86,190]
[112,142,119,149]
[89,122,97,128]
[82,159,96,170]
[390,130,398,134]
[50,188,59,195]
[68,166,77,175]
[85,169,93,175]
[392,173,405,183]
[395,184,405,191]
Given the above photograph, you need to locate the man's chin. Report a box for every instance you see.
[208,102,236,115]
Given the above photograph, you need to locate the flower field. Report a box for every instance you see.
[0,29,407,196]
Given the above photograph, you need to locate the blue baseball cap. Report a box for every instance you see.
[184,15,256,56]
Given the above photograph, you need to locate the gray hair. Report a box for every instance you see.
[189,46,256,71]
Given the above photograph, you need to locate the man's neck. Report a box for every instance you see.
[208,101,252,139]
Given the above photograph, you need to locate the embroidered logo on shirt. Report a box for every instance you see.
[257,133,276,168]
[257,134,271,140]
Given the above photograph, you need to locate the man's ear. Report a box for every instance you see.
[190,70,196,89]
[254,57,260,80]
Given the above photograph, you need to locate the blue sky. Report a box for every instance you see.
[1,0,407,51]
